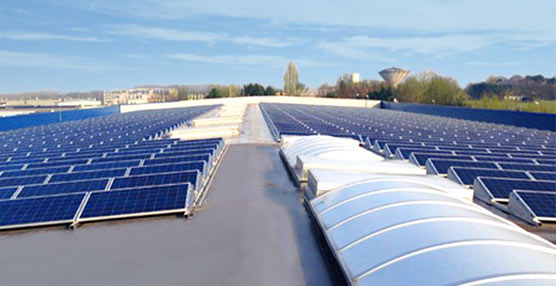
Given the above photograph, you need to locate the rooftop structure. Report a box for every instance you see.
[0,96,554,286]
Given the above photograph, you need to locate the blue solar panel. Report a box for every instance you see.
[536,159,556,165]
[79,183,190,220]
[0,164,24,171]
[473,156,536,164]
[499,163,556,172]
[410,153,473,166]
[91,154,153,164]
[0,175,47,188]
[144,154,211,166]
[72,160,141,172]
[110,171,199,190]
[0,186,18,200]
[0,166,70,178]
[449,167,530,185]
[513,191,556,220]
[49,168,127,183]
[154,148,215,158]
[129,161,205,176]
[396,148,451,160]
[0,193,85,230]
[26,159,90,169]
[529,172,556,181]
[18,179,109,198]
[475,177,556,201]
[426,159,498,175]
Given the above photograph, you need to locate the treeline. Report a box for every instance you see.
[318,71,468,106]
[205,83,278,98]
[465,75,555,100]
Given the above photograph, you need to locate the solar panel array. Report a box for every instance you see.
[0,106,226,230]
[260,103,556,225]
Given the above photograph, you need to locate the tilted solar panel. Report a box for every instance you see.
[499,163,556,172]
[144,154,212,166]
[448,167,530,185]
[509,190,556,224]
[78,183,191,221]
[72,160,141,172]
[426,159,498,175]
[0,186,18,200]
[409,153,473,166]
[154,148,215,158]
[49,168,127,183]
[473,177,556,202]
[0,166,70,178]
[91,154,153,164]
[0,175,47,188]
[529,171,556,181]
[129,161,206,176]
[18,179,109,198]
[0,193,85,230]
[110,171,200,190]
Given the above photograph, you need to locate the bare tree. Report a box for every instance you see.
[284,62,299,96]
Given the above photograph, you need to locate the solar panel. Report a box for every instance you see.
[0,175,47,188]
[0,186,18,200]
[18,179,109,198]
[0,164,24,171]
[474,177,556,202]
[395,148,451,160]
[110,171,200,190]
[499,163,556,172]
[0,193,85,230]
[0,166,70,178]
[509,190,556,224]
[536,159,556,165]
[426,159,498,175]
[26,159,90,169]
[448,167,530,185]
[473,156,536,164]
[72,160,141,172]
[91,154,153,164]
[129,161,206,176]
[409,153,473,166]
[529,171,556,181]
[78,183,191,222]
[49,168,127,183]
[154,148,215,158]
[144,154,212,166]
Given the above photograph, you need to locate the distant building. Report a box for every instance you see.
[103,88,176,105]
[349,73,360,84]
[56,100,102,107]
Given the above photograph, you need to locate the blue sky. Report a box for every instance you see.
[1,0,555,93]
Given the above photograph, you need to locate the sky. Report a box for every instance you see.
[0,0,555,93]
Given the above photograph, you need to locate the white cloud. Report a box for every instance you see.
[0,50,109,71]
[107,25,303,48]
[57,0,556,33]
[167,53,323,68]
[108,25,224,42]
[0,32,104,42]
[317,32,556,60]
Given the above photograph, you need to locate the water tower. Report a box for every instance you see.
[379,67,410,87]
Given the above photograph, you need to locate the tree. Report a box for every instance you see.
[284,62,299,95]
[243,83,265,96]
[394,72,468,106]
[206,88,222,99]
[264,86,276,96]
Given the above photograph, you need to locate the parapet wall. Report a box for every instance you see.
[120,96,380,113]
